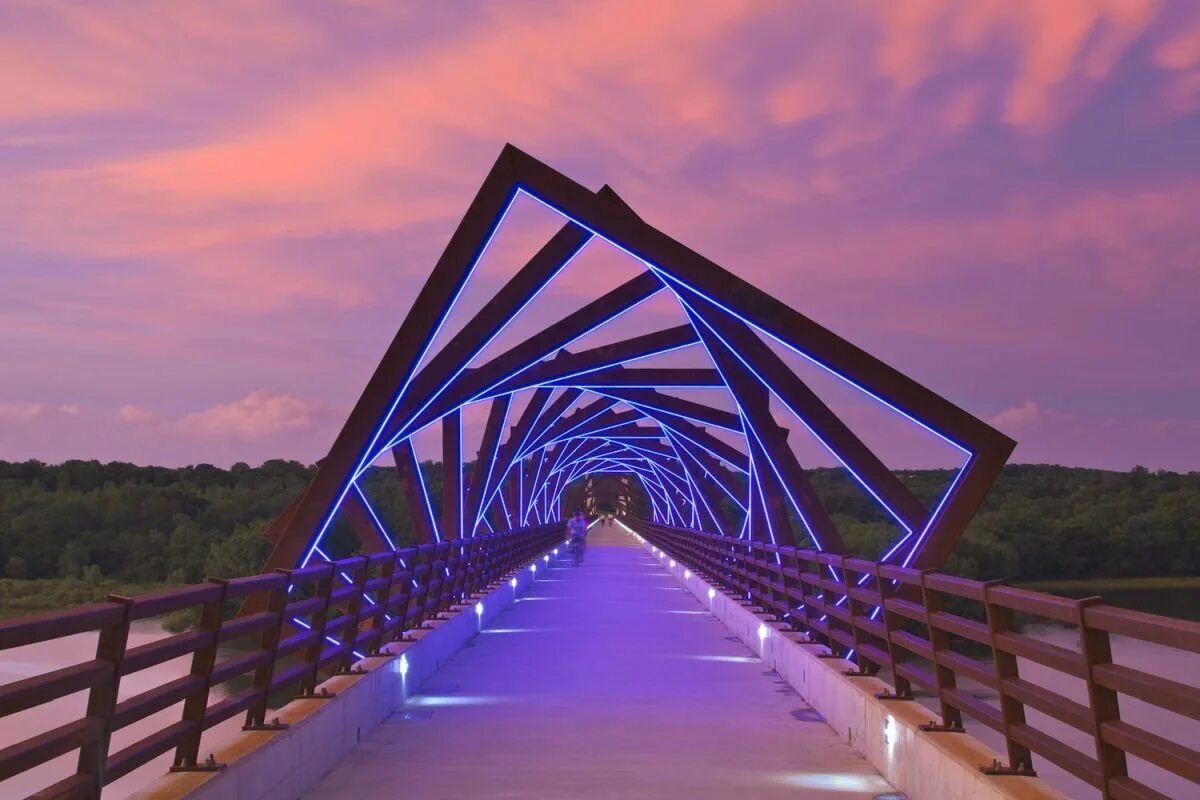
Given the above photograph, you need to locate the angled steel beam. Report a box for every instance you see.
[521,396,620,457]
[341,485,397,553]
[499,144,1013,566]
[394,273,661,439]
[441,407,463,540]
[381,221,593,447]
[545,367,723,388]
[597,387,741,431]
[520,388,582,455]
[262,147,520,572]
[481,388,554,520]
[642,412,748,473]
[681,290,929,535]
[483,325,698,398]
[392,440,437,544]
[464,395,511,535]
[692,316,840,551]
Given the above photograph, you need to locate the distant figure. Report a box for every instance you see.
[567,510,588,565]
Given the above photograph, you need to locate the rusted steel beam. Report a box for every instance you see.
[692,318,839,551]
[683,290,929,535]
[396,275,661,439]
[545,367,723,388]
[341,485,396,553]
[599,386,741,431]
[262,148,523,574]
[482,325,698,398]
[464,394,512,536]
[441,408,463,541]
[391,440,437,544]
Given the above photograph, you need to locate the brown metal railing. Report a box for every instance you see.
[0,523,562,799]
[635,521,1199,800]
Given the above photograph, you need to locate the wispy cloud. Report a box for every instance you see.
[1,1,1197,469]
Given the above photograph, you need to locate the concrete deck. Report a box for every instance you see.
[303,527,895,799]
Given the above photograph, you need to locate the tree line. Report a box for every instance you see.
[0,460,1195,596]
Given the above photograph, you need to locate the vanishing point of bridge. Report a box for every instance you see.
[1,147,1196,800]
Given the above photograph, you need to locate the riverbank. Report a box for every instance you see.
[0,576,170,619]
[1019,575,1200,592]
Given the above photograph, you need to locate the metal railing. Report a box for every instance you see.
[0,523,562,799]
[635,521,1199,800]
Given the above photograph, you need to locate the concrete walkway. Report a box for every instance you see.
[304,527,896,799]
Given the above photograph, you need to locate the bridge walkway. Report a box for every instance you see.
[303,526,895,799]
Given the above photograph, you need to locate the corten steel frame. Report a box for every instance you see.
[258,143,1014,583]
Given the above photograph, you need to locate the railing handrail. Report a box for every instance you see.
[0,522,564,799]
[635,520,1200,800]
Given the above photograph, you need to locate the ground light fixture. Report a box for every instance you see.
[669,559,676,568]
[707,587,716,601]
[510,577,517,589]
[758,623,769,642]
[684,569,691,579]
[398,654,409,677]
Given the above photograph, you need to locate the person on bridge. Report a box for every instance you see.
[567,510,589,565]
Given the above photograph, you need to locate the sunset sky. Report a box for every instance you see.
[2,1,1198,471]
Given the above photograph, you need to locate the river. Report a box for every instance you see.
[0,620,245,799]
[912,584,1200,800]
[2,588,1197,798]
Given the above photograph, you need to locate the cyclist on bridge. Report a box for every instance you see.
[566,510,589,565]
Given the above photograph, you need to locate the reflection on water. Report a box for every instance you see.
[2,587,1196,799]
[915,587,1200,800]
[0,620,243,799]
[1053,585,1200,622]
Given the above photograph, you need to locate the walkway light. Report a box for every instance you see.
[530,563,537,574]
[398,654,409,677]
[669,559,676,569]
[510,577,517,589]
[758,623,769,642]
[475,602,484,617]
[684,569,691,580]
[707,587,716,601]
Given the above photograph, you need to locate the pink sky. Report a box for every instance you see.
[1,0,1198,471]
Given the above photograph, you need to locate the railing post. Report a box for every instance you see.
[172,580,228,771]
[244,570,291,731]
[982,580,1036,775]
[76,596,132,797]
[299,564,336,697]
[778,546,799,630]
[817,556,843,657]
[919,569,962,729]
[1078,596,1126,799]
[876,564,913,700]
[334,557,370,674]
[367,555,400,656]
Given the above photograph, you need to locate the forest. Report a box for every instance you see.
[0,459,1196,617]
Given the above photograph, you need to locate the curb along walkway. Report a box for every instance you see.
[304,526,895,799]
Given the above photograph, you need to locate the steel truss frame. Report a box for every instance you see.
[259,144,1014,578]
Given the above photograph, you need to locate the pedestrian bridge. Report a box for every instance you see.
[303,525,894,800]
[2,520,1196,800]
[2,146,1197,799]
